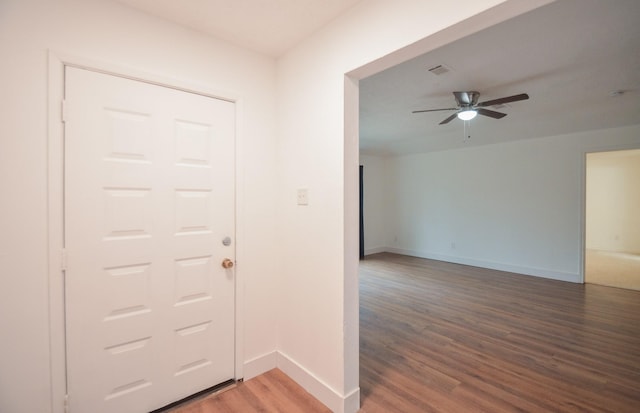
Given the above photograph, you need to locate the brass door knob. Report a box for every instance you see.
[222,258,234,269]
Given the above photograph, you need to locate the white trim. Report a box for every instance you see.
[51,51,239,103]
[47,51,67,413]
[582,142,640,285]
[242,350,361,412]
[341,387,361,413]
[385,247,580,283]
[242,351,278,380]
[277,351,360,413]
[363,246,385,256]
[47,50,246,412]
[232,88,246,382]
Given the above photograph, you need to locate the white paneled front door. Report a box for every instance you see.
[64,66,235,413]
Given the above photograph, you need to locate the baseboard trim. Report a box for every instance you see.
[342,386,361,413]
[364,246,386,256]
[242,350,360,412]
[277,351,360,413]
[385,247,580,283]
[243,351,278,380]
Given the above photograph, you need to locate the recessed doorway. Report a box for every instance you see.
[585,149,640,290]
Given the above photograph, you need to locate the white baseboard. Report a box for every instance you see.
[277,351,360,413]
[243,350,277,380]
[342,387,361,413]
[364,246,385,255]
[242,350,360,412]
[385,247,580,283]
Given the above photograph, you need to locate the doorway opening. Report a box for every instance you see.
[585,149,640,290]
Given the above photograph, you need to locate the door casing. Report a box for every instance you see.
[47,51,245,413]
[581,143,640,285]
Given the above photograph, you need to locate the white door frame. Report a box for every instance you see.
[581,142,640,285]
[47,51,245,413]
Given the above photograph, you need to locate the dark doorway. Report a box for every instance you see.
[359,165,364,259]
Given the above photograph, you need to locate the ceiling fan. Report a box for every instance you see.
[412,91,529,124]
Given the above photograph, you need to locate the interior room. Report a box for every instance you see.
[359,0,640,283]
[0,0,638,413]
[356,0,640,411]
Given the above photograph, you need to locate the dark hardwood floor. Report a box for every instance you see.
[176,252,640,412]
[359,253,640,412]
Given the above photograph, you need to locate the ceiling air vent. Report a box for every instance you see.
[427,64,451,75]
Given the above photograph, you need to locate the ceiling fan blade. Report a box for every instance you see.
[477,108,507,119]
[477,93,529,107]
[439,113,458,124]
[412,107,457,113]
[453,91,480,106]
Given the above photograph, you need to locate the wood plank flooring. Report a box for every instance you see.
[175,252,640,412]
[359,253,640,413]
[169,368,330,413]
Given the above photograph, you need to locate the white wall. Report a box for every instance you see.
[360,155,389,254]
[363,125,640,283]
[0,0,555,412]
[586,150,640,253]
[274,0,551,411]
[0,1,278,412]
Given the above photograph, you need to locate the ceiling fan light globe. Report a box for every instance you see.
[457,109,477,121]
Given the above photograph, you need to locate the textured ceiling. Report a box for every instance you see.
[359,0,640,155]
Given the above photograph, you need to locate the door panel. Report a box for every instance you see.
[65,66,235,413]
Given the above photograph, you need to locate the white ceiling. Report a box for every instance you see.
[114,0,361,57]
[360,0,640,155]
[113,0,639,156]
